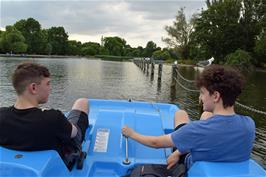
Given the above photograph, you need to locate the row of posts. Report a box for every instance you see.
[133,58,181,88]
[133,58,163,81]
[133,58,204,118]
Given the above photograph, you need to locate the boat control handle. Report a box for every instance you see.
[123,136,131,165]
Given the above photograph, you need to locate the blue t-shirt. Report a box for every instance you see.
[170,114,255,169]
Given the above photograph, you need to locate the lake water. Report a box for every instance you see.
[0,57,265,168]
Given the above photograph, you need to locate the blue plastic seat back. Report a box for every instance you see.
[0,147,69,177]
[188,160,266,177]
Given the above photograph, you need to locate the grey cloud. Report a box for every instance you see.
[1,0,205,47]
[1,1,144,34]
[126,1,205,20]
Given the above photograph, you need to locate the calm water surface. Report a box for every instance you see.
[0,57,265,168]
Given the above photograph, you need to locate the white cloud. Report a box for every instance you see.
[1,0,206,47]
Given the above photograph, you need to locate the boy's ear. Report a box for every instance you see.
[213,91,221,102]
[28,83,37,94]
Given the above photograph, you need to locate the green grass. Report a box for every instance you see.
[95,55,133,61]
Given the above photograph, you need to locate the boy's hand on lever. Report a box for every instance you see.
[122,125,135,138]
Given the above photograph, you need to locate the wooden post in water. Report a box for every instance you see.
[171,64,177,87]
[147,62,149,74]
[151,63,155,76]
[158,63,163,80]
[143,61,146,72]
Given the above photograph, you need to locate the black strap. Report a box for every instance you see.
[122,164,186,177]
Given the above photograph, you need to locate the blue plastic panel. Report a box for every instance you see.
[188,160,266,177]
[1,99,265,177]
[0,147,68,177]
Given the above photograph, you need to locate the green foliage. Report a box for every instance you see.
[0,26,27,53]
[47,27,68,55]
[192,0,243,62]
[81,42,100,56]
[95,55,132,61]
[45,43,52,55]
[103,36,126,56]
[66,40,81,56]
[143,41,157,57]
[254,31,266,64]
[167,48,179,60]
[152,50,170,60]
[163,8,194,59]
[99,46,109,55]
[225,49,253,72]
[0,30,3,53]
[178,59,197,65]
[191,0,265,64]
[14,18,46,54]
[0,18,162,58]
[81,47,97,56]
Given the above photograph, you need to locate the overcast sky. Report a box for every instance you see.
[0,0,206,48]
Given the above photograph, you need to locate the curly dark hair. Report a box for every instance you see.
[196,65,245,108]
[12,62,50,95]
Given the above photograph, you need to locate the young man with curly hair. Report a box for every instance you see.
[122,65,255,171]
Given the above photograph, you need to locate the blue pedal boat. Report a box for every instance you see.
[0,99,265,177]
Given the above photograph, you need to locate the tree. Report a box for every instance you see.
[103,36,126,56]
[82,42,100,55]
[162,8,194,60]
[14,18,46,54]
[99,46,109,55]
[137,46,144,57]
[81,47,97,56]
[238,0,266,52]
[143,41,157,57]
[47,27,68,55]
[225,49,253,72]
[45,43,52,55]
[66,40,82,56]
[167,48,179,60]
[0,30,3,53]
[254,31,266,64]
[191,0,265,63]
[0,26,27,53]
[192,0,243,62]
[152,50,171,60]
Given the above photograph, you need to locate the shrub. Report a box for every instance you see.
[225,49,253,72]
[178,59,197,65]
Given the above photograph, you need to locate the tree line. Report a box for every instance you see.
[0,0,265,68]
[0,18,174,60]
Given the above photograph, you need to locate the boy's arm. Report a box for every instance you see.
[122,125,175,148]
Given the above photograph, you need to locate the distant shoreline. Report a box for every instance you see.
[1,54,265,72]
[0,54,81,59]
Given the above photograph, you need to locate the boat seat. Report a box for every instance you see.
[0,147,69,177]
[0,138,91,177]
[188,160,266,177]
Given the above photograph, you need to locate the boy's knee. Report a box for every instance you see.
[72,98,89,113]
[174,110,188,119]
[174,110,190,125]
[75,98,88,105]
